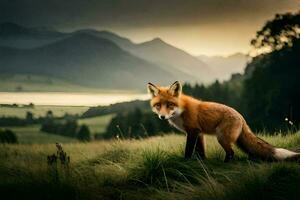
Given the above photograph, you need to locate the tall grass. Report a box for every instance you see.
[0,132,300,199]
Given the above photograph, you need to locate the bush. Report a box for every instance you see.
[77,125,91,141]
[40,119,79,138]
[0,129,18,144]
[104,108,175,139]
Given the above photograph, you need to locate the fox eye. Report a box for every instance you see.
[167,102,175,108]
[154,103,161,110]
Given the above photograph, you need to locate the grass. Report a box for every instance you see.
[0,106,113,143]
[0,105,89,118]
[78,114,114,134]
[3,125,75,144]
[1,132,300,199]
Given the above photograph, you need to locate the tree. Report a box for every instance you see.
[61,120,78,137]
[46,110,54,119]
[243,11,300,131]
[103,109,174,139]
[25,111,34,124]
[251,11,300,53]
[0,129,18,144]
[77,125,91,141]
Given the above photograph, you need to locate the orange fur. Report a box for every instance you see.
[148,81,300,162]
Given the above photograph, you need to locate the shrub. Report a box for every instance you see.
[77,125,91,142]
[0,129,18,144]
[104,108,175,139]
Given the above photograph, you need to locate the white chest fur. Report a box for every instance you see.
[168,116,186,133]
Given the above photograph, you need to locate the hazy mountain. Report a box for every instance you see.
[74,29,136,50]
[126,38,213,83]
[0,23,228,90]
[198,53,250,81]
[0,33,179,90]
[0,22,66,49]
[73,31,212,82]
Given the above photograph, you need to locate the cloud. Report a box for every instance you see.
[0,0,298,29]
[0,0,299,55]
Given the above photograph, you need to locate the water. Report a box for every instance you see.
[0,92,149,106]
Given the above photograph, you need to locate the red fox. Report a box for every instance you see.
[148,81,300,162]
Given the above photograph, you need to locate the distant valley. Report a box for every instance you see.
[0,22,249,91]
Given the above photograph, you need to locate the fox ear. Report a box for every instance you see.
[169,81,182,97]
[147,82,159,97]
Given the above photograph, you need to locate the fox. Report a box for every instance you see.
[147,81,300,162]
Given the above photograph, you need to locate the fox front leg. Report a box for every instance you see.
[195,134,206,160]
[184,129,199,159]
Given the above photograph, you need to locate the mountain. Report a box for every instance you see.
[0,33,177,89]
[0,23,233,90]
[127,38,213,83]
[0,22,66,49]
[72,31,212,82]
[74,29,136,50]
[198,53,250,81]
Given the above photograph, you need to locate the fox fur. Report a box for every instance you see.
[147,81,300,162]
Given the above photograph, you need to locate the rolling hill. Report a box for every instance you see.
[77,31,213,82]
[0,22,66,49]
[0,22,249,90]
[127,38,213,83]
[0,33,177,89]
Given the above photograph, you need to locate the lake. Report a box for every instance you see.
[0,92,149,106]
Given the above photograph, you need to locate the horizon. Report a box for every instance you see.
[0,21,248,57]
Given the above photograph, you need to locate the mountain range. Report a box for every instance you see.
[0,22,249,90]
[198,53,250,80]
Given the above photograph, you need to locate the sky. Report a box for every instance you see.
[0,0,299,56]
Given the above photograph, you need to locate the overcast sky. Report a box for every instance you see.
[0,0,299,56]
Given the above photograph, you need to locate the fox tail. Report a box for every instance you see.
[236,121,300,161]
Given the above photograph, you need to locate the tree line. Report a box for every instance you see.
[41,118,91,141]
[102,108,176,139]
[185,11,300,132]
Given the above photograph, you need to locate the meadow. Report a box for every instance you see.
[0,114,113,144]
[0,105,89,118]
[1,132,300,200]
[0,104,114,141]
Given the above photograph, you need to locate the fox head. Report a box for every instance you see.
[147,81,183,120]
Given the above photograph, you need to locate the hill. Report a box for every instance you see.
[0,22,250,89]
[198,53,250,81]
[0,22,66,49]
[0,23,207,89]
[128,38,213,83]
[1,132,300,199]
[0,32,177,89]
[0,74,100,92]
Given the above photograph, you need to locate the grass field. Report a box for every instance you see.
[0,105,89,118]
[3,125,76,144]
[1,132,300,200]
[1,114,113,144]
[78,114,114,134]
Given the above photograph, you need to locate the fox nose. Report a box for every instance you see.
[159,115,166,120]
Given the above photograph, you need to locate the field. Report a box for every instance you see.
[1,132,300,200]
[1,114,113,144]
[0,104,113,144]
[4,125,76,144]
[78,114,114,134]
[0,105,89,118]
